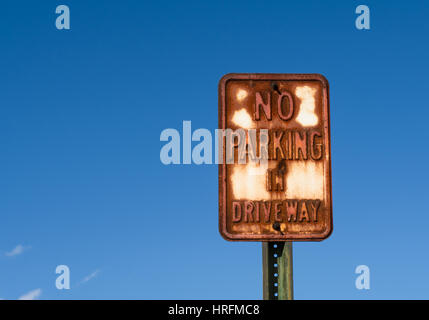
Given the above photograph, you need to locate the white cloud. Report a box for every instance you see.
[5,244,29,257]
[78,269,100,285]
[18,289,42,300]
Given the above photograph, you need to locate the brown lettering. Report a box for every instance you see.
[310,200,321,222]
[273,130,285,160]
[277,91,294,121]
[232,201,242,222]
[266,169,272,192]
[295,131,308,160]
[274,202,282,222]
[255,201,260,222]
[310,130,323,160]
[262,201,271,223]
[299,201,310,222]
[286,200,298,222]
[254,91,271,121]
[287,131,293,160]
[244,201,254,222]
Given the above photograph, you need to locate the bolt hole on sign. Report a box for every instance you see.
[218,74,332,241]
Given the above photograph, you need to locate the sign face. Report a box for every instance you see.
[218,74,332,241]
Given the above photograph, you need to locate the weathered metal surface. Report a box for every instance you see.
[218,73,332,241]
[262,242,293,300]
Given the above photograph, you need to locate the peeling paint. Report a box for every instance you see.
[285,161,324,199]
[295,86,318,127]
[236,89,248,101]
[232,108,254,129]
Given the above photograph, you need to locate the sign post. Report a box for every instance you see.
[218,73,332,300]
[262,242,293,300]
[263,242,293,300]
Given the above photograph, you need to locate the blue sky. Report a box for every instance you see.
[0,0,428,299]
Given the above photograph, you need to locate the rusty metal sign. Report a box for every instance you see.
[218,74,332,241]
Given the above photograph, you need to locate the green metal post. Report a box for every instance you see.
[262,242,293,300]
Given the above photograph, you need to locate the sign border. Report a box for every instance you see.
[218,73,333,241]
